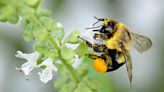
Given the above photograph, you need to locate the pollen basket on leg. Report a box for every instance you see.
[93,58,107,72]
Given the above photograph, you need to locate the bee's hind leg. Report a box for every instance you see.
[86,54,100,59]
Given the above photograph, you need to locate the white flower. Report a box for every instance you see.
[15,51,39,79]
[72,55,81,69]
[38,58,57,83]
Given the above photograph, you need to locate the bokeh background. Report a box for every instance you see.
[0,0,163,92]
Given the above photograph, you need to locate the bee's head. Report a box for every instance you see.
[93,58,108,72]
[93,17,112,27]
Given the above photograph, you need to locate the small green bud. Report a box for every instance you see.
[75,42,88,56]
[8,14,19,24]
[33,29,49,41]
[34,42,49,54]
[45,49,59,59]
[60,46,75,61]
[39,16,56,30]
[51,22,65,40]
[23,0,38,6]
[64,30,80,44]
[37,8,52,17]
[23,30,34,41]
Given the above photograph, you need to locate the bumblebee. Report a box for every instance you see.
[80,17,152,86]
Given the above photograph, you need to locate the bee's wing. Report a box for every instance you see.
[120,42,133,87]
[124,49,132,87]
[131,32,152,53]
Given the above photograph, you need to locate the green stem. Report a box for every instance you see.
[49,36,80,83]
[48,36,60,50]
[60,58,80,83]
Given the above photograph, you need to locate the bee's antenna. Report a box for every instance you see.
[85,25,102,30]
[92,16,104,26]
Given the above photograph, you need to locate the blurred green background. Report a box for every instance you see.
[0,0,163,92]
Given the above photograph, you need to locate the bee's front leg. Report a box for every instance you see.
[93,33,108,40]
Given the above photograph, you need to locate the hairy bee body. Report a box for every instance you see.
[80,17,152,87]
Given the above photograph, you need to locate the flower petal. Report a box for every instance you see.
[72,55,81,69]
[21,62,34,76]
[38,58,57,71]
[15,51,39,64]
[38,67,53,83]
[15,51,39,77]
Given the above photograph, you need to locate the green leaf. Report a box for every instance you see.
[59,81,76,92]
[54,76,69,89]
[39,16,56,30]
[34,41,50,54]
[33,28,49,41]
[60,46,75,61]
[18,4,35,18]
[64,30,80,44]
[45,49,59,59]
[83,76,99,90]
[23,0,39,6]
[36,8,52,17]
[23,30,34,41]
[51,22,65,40]
[74,82,93,92]
[8,14,19,24]
[0,5,17,23]
[75,42,88,56]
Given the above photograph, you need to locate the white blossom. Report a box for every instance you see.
[72,55,81,69]
[15,51,39,79]
[38,58,57,83]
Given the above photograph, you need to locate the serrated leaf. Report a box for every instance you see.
[60,46,75,61]
[64,30,80,44]
[75,42,88,56]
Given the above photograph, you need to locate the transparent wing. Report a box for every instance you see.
[120,42,133,87]
[124,49,132,87]
[131,32,152,53]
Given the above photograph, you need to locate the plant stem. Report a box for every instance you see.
[49,36,80,83]
[48,36,60,50]
[60,58,80,83]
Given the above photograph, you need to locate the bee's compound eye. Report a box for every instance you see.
[93,58,107,72]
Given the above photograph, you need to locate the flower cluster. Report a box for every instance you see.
[15,51,81,83]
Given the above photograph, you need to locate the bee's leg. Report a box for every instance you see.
[92,44,108,53]
[93,33,108,40]
[78,36,93,48]
[100,54,112,67]
[87,54,100,59]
